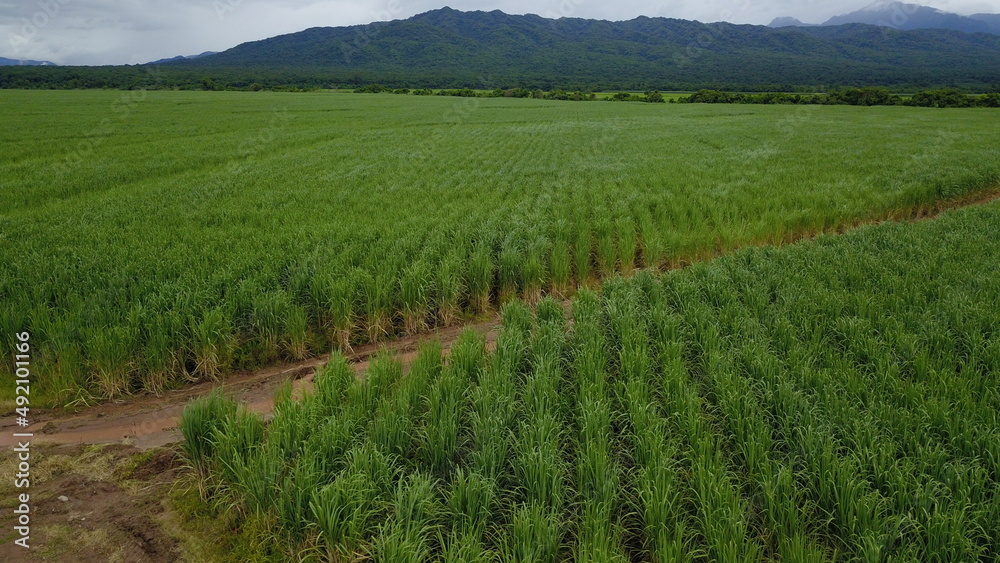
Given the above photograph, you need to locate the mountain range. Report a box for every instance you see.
[146,51,218,65]
[0,57,56,66]
[770,1,1000,35]
[4,7,999,91]
[156,7,1000,90]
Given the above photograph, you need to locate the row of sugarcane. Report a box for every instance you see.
[9,191,782,403]
[181,203,1000,561]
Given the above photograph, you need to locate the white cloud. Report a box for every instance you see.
[0,0,996,65]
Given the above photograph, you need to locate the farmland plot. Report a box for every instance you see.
[183,202,1000,562]
[1,90,998,404]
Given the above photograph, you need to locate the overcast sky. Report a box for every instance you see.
[1,0,996,65]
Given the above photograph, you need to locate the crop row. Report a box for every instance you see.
[182,201,1000,561]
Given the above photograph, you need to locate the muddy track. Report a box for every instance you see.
[3,189,998,452]
[0,317,500,451]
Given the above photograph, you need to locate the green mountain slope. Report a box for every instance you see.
[168,8,1000,89]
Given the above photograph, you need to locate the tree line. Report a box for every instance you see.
[5,65,999,97]
[352,85,1000,107]
[682,88,1000,108]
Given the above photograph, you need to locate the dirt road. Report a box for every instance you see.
[0,318,500,452]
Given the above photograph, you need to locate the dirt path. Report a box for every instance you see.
[0,318,500,452]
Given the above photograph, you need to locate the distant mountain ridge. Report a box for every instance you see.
[146,51,218,65]
[156,7,1000,90]
[770,1,1000,34]
[768,17,817,28]
[0,57,56,66]
[972,13,1000,30]
[5,7,1000,91]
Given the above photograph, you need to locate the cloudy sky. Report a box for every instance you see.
[1,0,996,65]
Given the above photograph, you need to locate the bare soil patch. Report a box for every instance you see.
[0,443,183,562]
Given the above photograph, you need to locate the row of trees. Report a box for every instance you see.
[352,85,1000,107]
[355,85,602,101]
[353,85,670,103]
[5,67,996,108]
[610,91,666,103]
[682,88,1000,108]
[3,65,999,98]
